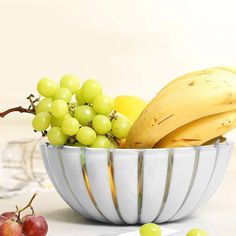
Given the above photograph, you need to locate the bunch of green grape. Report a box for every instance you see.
[32,75,131,148]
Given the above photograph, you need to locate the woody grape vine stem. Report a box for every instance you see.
[0,94,38,118]
[16,193,37,222]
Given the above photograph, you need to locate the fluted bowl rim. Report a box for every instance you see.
[41,139,233,151]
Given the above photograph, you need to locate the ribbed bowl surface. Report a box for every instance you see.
[40,140,233,224]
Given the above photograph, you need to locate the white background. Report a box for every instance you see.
[1,0,236,140]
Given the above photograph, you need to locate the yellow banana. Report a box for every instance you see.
[213,66,236,75]
[160,67,234,91]
[144,68,236,113]
[203,136,226,145]
[125,70,236,148]
[155,109,236,148]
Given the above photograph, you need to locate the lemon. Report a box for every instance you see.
[114,95,147,123]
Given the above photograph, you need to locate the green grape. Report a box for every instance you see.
[75,89,85,105]
[53,87,72,103]
[32,112,51,131]
[92,115,111,134]
[51,99,68,118]
[60,74,80,94]
[73,142,87,147]
[74,105,96,126]
[89,135,111,148]
[81,79,102,103]
[61,117,80,136]
[51,113,71,127]
[68,102,78,113]
[139,223,161,236]
[93,94,114,115]
[37,77,58,97]
[47,127,67,146]
[36,98,52,114]
[76,126,96,145]
[187,229,208,236]
[111,116,131,139]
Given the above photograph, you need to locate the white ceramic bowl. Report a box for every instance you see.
[40,140,233,224]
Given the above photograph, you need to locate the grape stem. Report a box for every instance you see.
[110,110,118,121]
[0,94,39,118]
[0,106,35,118]
[67,136,77,144]
[16,193,37,222]
[27,94,40,113]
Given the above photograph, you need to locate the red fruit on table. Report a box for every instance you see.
[1,212,16,220]
[0,219,22,236]
[22,215,48,236]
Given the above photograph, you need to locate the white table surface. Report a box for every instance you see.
[0,121,236,236]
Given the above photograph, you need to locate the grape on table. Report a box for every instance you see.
[0,194,48,236]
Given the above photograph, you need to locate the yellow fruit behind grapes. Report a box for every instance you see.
[114,95,147,123]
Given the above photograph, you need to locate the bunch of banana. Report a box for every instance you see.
[125,67,236,148]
